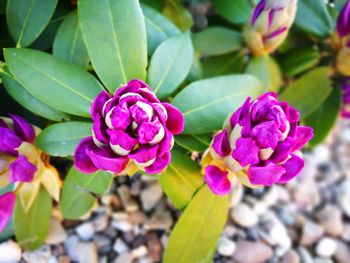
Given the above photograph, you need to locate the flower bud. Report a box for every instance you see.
[202,92,313,195]
[244,0,297,56]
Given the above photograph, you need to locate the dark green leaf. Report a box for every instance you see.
[186,53,203,82]
[0,67,70,121]
[163,0,193,32]
[163,185,229,263]
[35,122,92,156]
[4,48,103,117]
[79,0,147,91]
[202,52,244,78]
[141,4,180,55]
[245,55,282,92]
[159,149,204,210]
[212,0,251,25]
[304,87,341,147]
[175,134,211,152]
[6,0,58,47]
[61,167,114,219]
[148,33,193,99]
[192,27,243,56]
[141,0,165,11]
[53,11,89,68]
[172,75,262,134]
[280,67,333,117]
[0,0,6,14]
[14,187,52,250]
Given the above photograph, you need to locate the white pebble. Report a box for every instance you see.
[231,203,258,228]
[0,240,21,263]
[316,237,337,257]
[113,238,128,254]
[76,222,95,241]
[218,236,236,257]
[131,245,148,258]
[112,220,133,232]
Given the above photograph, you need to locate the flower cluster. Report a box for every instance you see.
[75,79,184,175]
[202,92,313,195]
[244,0,297,56]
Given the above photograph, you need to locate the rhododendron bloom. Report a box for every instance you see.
[202,92,313,195]
[341,79,350,118]
[75,79,184,175]
[244,0,297,56]
[0,192,15,233]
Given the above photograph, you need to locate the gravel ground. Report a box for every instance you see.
[0,120,350,263]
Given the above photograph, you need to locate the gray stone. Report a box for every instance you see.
[45,218,67,245]
[113,238,128,254]
[65,235,80,261]
[233,241,273,263]
[297,246,314,263]
[131,245,148,258]
[338,179,350,217]
[75,242,98,263]
[111,219,133,232]
[231,203,258,228]
[334,241,350,263]
[316,237,338,257]
[76,222,95,241]
[140,183,163,211]
[217,236,236,257]
[300,221,325,246]
[282,250,300,263]
[317,205,344,237]
[0,240,21,263]
[22,245,51,263]
[113,253,132,263]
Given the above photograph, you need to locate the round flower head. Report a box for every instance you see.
[74,79,184,175]
[202,92,313,195]
[244,0,297,56]
[0,192,15,234]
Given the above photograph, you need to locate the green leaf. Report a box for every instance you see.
[141,0,165,11]
[175,134,211,152]
[78,0,147,91]
[159,149,203,210]
[6,0,58,47]
[35,122,92,156]
[186,53,203,82]
[0,67,70,121]
[335,0,347,11]
[61,166,114,219]
[202,52,244,78]
[304,87,341,147]
[141,4,180,55]
[212,0,251,25]
[192,27,243,56]
[4,48,103,117]
[245,55,282,92]
[295,0,333,38]
[163,185,229,263]
[172,75,262,135]
[163,0,193,32]
[14,187,52,250]
[280,67,332,118]
[53,11,89,68]
[279,47,321,77]
[0,0,7,14]
[148,33,193,99]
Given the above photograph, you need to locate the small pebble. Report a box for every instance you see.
[231,203,258,228]
[76,222,95,241]
[233,241,273,263]
[217,236,236,257]
[0,240,22,263]
[113,238,128,254]
[131,245,148,258]
[22,245,51,263]
[140,183,163,211]
[316,237,338,257]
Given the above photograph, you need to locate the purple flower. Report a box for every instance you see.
[341,78,350,118]
[337,0,350,38]
[0,115,37,184]
[75,79,184,175]
[0,192,15,234]
[202,92,313,195]
[245,0,297,55]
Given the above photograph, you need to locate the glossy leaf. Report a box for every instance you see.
[6,0,58,47]
[35,122,93,157]
[280,67,332,118]
[159,149,204,210]
[78,0,147,91]
[279,47,321,77]
[304,87,341,147]
[202,52,244,78]
[245,55,282,92]
[0,67,70,121]
[163,0,193,32]
[61,167,114,219]
[14,187,52,250]
[148,33,193,99]
[172,75,262,134]
[295,0,333,38]
[175,134,211,152]
[163,185,229,263]
[212,0,251,25]
[141,4,180,55]
[4,48,103,117]
[192,27,243,56]
[53,11,89,68]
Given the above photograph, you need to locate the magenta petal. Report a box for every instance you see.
[145,152,171,174]
[158,129,173,157]
[251,121,281,149]
[267,105,289,133]
[0,119,8,128]
[9,114,35,143]
[107,105,131,130]
[278,154,304,184]
[251,92,278,122]
[232,138,259,167]
[266,26,287,39]
[270,137,294,163]
[9,155,37,183]
[108,129,138,153]
[247,163,285,186]
[0,192,16,234]
[204,165,231,195]
[292,126,314,151]
[212,130,231,157]
[230,97,252,128]
[251,0,266,25]
[90,91,111,120]
[138,118,162,144]
[337,0,350,37]
[0,127,22,156]
[129,144,159,164]
[162,103,184,135]
[93,115,109,145]
[74,137,99,174]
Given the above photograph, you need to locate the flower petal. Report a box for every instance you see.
[40,164,62,202]
[270,137,294,163]
[278,153,304,184]
[92,114,109,146]
[108,129,138,156]
[232,138,259,167]
[90,91,111,120]
[0,119,8,128]
[105,105,131,130]
[145,152,171,174]
[212,130,231,157]
[162,103,184,135]
[158,129,174,157]
[74,137,99,174]
[292,126,313,151]
[129,144,159,166]
[251,92,278,122]
[0,192,16,234]
[129,101,154,123]
[9,155,37,183]
[230,97,252,128]
[0,127,22,155]
[247,162,285,186]
[251,121,281,149]
[138,118,165,145]
[204,165,231,195]
[9,114,35,143]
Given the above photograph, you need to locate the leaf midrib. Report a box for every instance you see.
[16,0,36,47]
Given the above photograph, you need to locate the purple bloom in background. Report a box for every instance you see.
[0,115,37,184]
[245,0,297,55]
[337,0,350,38]
[202,92,313,195]
[75,79,184,175]
[0,192,15,234]
[341,79,350,118]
